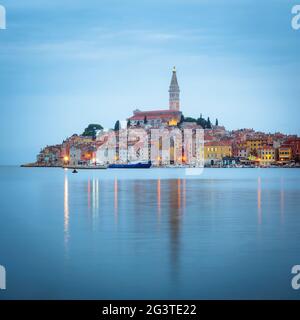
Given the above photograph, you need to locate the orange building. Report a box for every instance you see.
[245,138,268,154]
[278,146,292,162]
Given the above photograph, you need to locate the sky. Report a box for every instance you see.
[0,0,299,164]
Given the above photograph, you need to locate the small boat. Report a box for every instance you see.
[72,169,78,173]
[108,161,152,169]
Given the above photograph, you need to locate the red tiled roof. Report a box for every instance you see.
[205,141,232,146]
[257,146,275,150]
[128,109,181,121]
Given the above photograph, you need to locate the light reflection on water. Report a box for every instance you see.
[64,173,69,249]
[257,176,262,225]
[1,167,300,299]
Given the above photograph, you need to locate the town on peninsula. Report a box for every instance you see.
[23,68,300,169]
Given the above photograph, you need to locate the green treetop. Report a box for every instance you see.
[82,124,103,138]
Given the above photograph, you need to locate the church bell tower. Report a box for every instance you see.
[169,66,180,111]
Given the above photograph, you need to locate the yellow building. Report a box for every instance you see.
[279,146,292,162]
[246,138,268,153]
[257,146,276,165]
[204,141,232,165]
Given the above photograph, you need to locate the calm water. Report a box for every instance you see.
[0,166,300,299]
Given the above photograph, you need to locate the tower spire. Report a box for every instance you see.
[169,66,180,111]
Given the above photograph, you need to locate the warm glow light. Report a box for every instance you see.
[64,156,69,162]
[168,119,178,126]
[64,174,69,246]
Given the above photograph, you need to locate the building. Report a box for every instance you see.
[279,145,292,162]
[37,145,62,165]
[222,157,240,166]
[81,145,97,164]
[169,66,180,111]
[284,137,300,161]
[128,67,182,127]
[204,141,232,165]
[61,134,94,162]
[257,146,276,165]
[69,146,81,166]
[127,139,149,163]
[245,138,268,154]
[129,109,182,127]
[237,147,249,158]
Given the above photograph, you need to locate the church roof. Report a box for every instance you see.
[169,67,180,91]
[128,109,181,121]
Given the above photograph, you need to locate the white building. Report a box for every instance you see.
[70,146,81,166]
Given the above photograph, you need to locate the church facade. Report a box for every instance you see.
[128,67,182,127]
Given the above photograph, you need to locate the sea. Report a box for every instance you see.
[0,166,300,299]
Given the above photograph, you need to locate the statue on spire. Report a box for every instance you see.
[169,67,180,111]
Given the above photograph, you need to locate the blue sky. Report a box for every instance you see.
[0,0,299,164]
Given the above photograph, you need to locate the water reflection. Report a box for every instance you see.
[168,179,184,277]
[92,178,99,211]
[87,179,91,209]
[90,178,99,228]
[114,178,118,223]
[157,178,161,220]
[183,179,186,211]
[177,178,181,209]
[257,176,262,225]
[280,177,285,224]
[54,169,300,299]
[64,173,69,248]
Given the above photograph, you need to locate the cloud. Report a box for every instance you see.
[0,28,211,61]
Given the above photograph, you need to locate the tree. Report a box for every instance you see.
[82,124,103,138]
[127,120,131,128]
[215,118,219,126]
[196,115,206,128]
[180,114,184,123]
[114,120,120,131]
[184,117,197,123]
[144,116,148,125]
[207,117,212,129]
